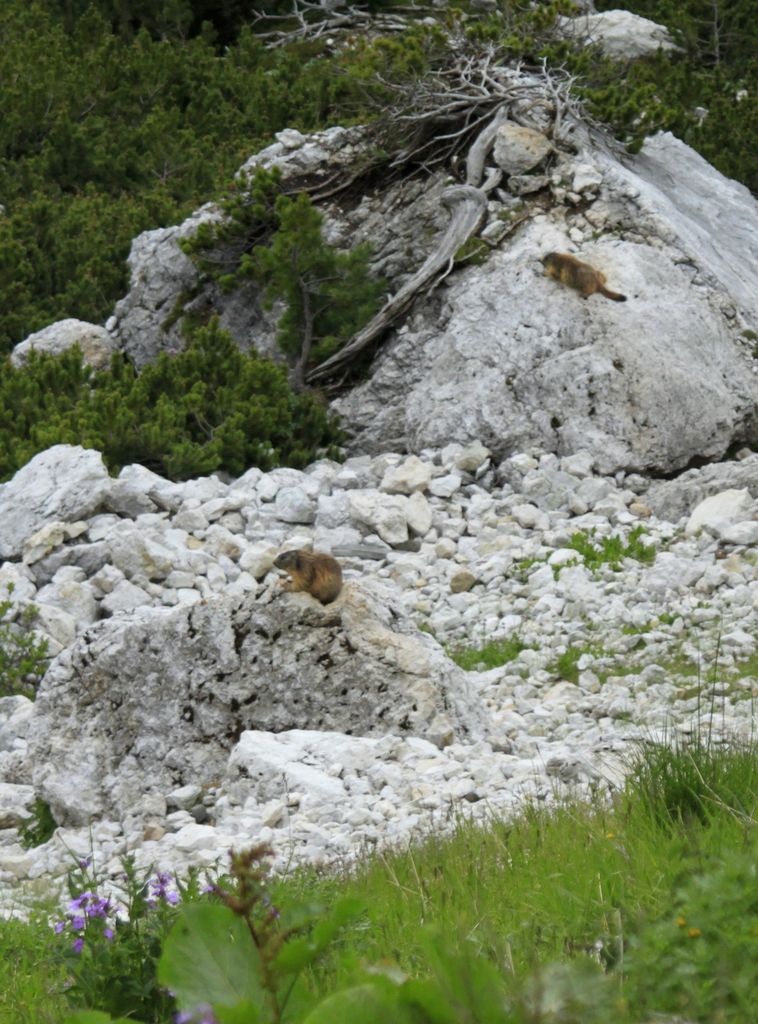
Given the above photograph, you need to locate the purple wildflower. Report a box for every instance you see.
[71,915,86,932]
[148,870,181,907]
[78,856,92,870]
[69,891,95,912]
[87,895,111,918]
[104,927,114,941]
[174,1014,193,1024]
[72,937,84,954]
[53,919,66,934]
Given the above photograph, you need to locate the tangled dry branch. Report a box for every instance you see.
[372,53,586,173]
[251,0,433,48]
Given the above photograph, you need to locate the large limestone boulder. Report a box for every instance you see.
[335,134,758,475]
[11,319,118,371]
[0,446,111,561]
[645,453,758,523]
[27,580,487,825]
[109,203,223,368]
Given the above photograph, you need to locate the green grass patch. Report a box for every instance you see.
[567,525,656,572]
[624,730,758,831]
[548,642,613,684]
[4,735,758,1022]
[447,636,528,671]
[0,913,69,1024]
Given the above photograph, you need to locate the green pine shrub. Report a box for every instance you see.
[0,320,343,482]
[182,173,386,386]
[0,584,50,698]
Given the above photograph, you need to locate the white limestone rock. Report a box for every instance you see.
[35,571,99,633]
[454,442,491,474]
[27,581,487,825]
[11,319,117,371]
[348,493,410,546]
[429,474,462,498]
[101,579,153,616]
[238,542,279,580]
[107,464,184,516]
[0,697,34,754]
[713,521,758,546]
[335,133,758,476]
[0,565,37,607]
[0,447,111,561]
[274,486,318,524]
[685,489,754,535]
[406,492,433,537]
[380,456,433,495]
[111,203,224,368]
[22,521,89,566]
[0,783,36,828]
[105,524,177,581]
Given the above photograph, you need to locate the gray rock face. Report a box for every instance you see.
[556,10,679,59]
[10,319,118,371]
[109,203,224,368]
[20,105,754,480]
[0,447,111,561]
[335,135,758,475]
[27,580,486,825]
[109,126,377,369]
[646,454,758,523]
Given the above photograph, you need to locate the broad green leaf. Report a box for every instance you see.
[215,1000,264,1023]
[302,982,411,1024]
[64,1014,139,1024]
[157,903,264,1012]
[273,897,363,974]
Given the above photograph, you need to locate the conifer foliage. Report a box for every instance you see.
[0,321,342,482]
[242,193,386,390]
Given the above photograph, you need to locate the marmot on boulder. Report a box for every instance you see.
[542,252,627,302]
[274,549,343,604]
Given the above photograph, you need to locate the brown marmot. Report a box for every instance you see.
[273,549,343,604]
[542,252,627,302]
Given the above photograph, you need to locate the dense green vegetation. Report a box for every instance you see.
[0,586,49,698]
[594,0,757,187]
[0,320,342,482]
[2,732,758,1023]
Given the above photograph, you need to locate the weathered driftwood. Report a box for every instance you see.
[307,183,487,382]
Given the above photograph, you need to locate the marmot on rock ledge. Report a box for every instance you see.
[542,252,627,302]
[274,549,343,604]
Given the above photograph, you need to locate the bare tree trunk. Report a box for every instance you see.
[292,281,314,392]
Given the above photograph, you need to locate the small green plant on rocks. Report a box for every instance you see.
[448,635,528,671]
[568,525,655,572]
[0,584,49,698]
[19,798,57,849]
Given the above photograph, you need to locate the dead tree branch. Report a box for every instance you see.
[251,0,433,48]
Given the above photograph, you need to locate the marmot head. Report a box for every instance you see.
[274,550,302,571]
